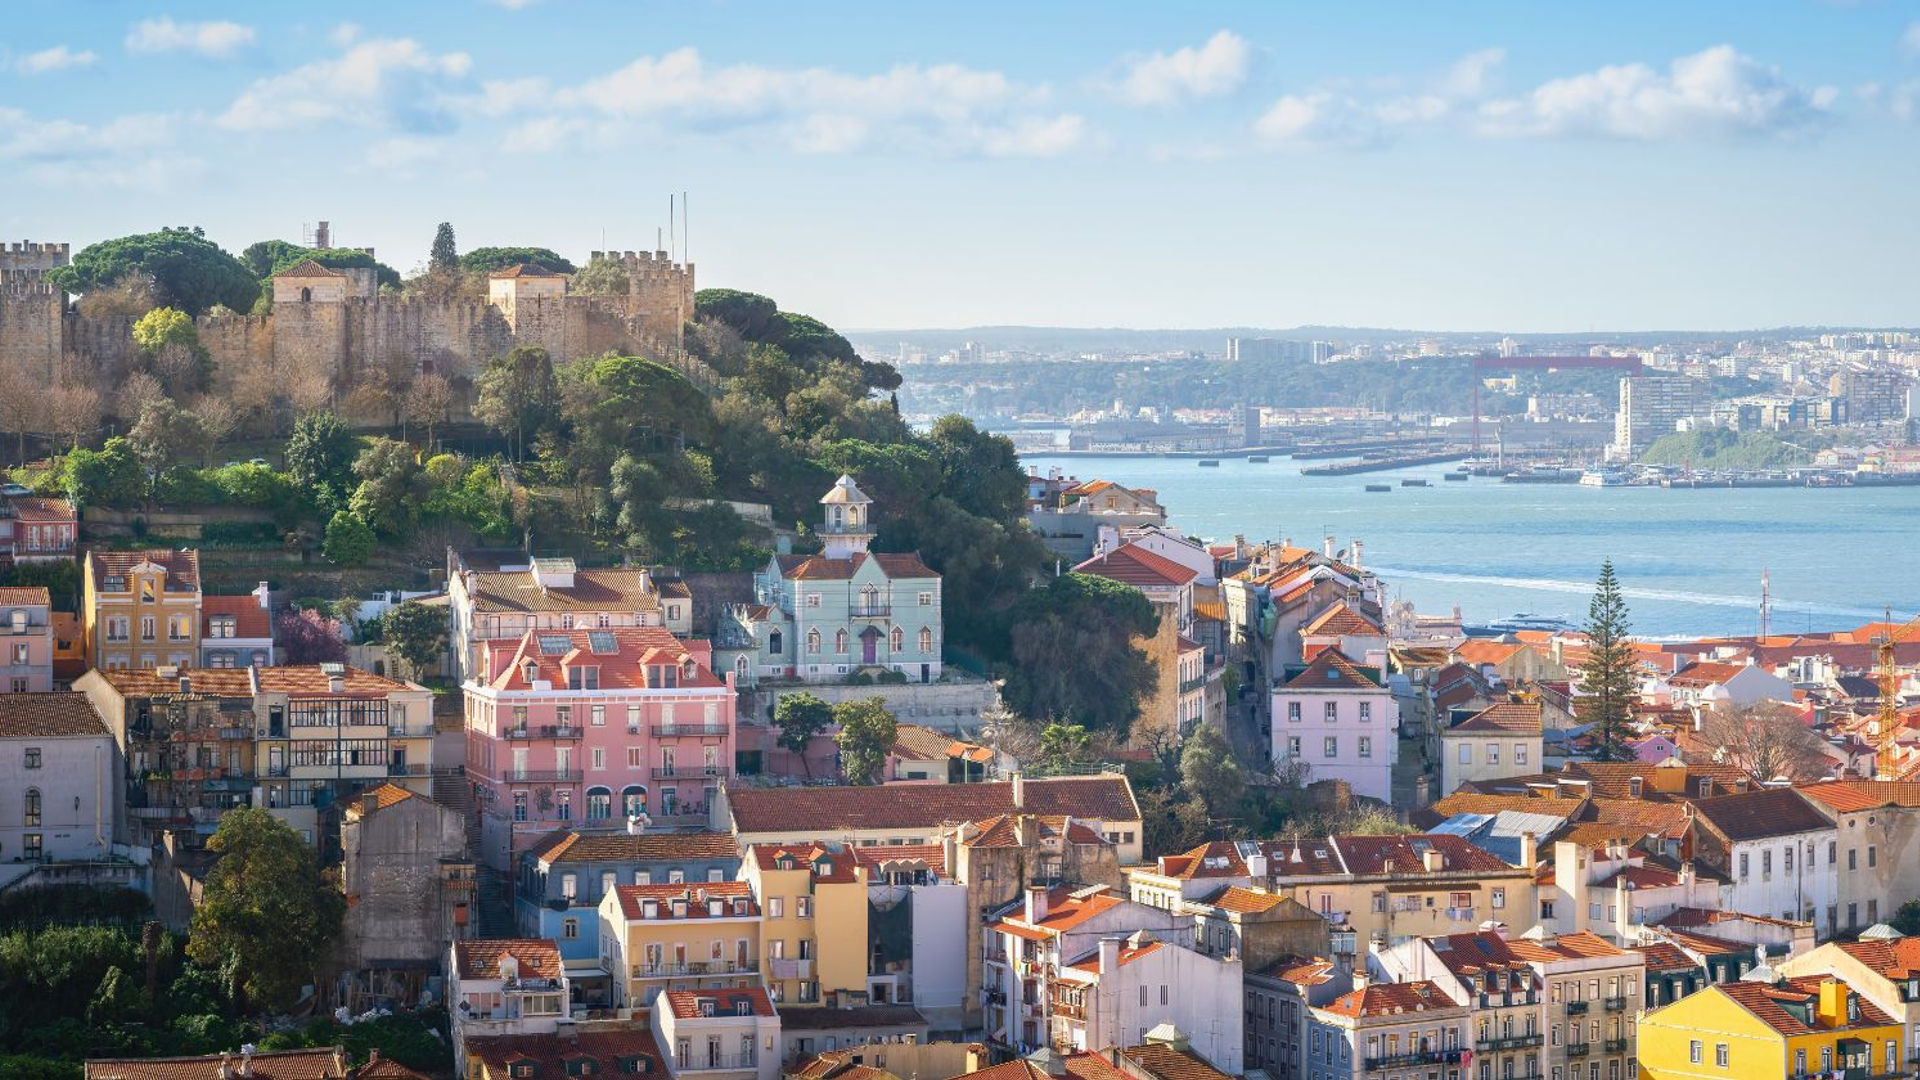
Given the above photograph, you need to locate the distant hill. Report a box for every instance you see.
[845,325,1915,356]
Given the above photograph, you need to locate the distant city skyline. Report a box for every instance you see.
[6,1,1920,332]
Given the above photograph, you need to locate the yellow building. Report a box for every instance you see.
[743,842,870,1007]
[597,881,762,1008]
[83,550,202,671]
[1639,974,1902,1080]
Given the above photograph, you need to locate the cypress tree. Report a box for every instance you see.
[1576,559,1637,761]
[429,222,458,272]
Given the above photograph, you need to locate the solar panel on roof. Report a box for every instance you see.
[588,631,618,654]
[538,635,572,655]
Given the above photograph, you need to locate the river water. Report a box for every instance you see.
[1021,453,1920,639]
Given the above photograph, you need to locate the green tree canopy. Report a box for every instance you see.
[696,289,784,341]
[1576,559,1637,762]
[429,223,458,273]
[1037,722,1093,773]
[382,601,446,679]
[1003,573,1159,736]
[60,438,145,509]
[773,692,834,775]
[474,346,559,462]
[833,698,897,786]
[348,437,428,540]
[458,247,575,275]
[239,241,401,291]
[570,257,631,296]
[1179,722,1246,820]
[322,510,375,567]
[48,227,258,317]
[285,411,360,514]
[185,808,344,1011]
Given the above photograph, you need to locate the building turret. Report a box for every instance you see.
[818,474,874,559]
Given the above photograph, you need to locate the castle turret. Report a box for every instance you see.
[818,474,874,559]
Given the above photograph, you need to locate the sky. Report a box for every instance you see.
[4,1,1920,333]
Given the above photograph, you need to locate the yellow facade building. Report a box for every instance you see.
[1638,975,1902,1080]
[743,843,870,1006]
[597,881,762,1008]
[83,550,202,671]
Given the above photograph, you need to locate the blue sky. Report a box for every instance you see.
[4,1,1919,332]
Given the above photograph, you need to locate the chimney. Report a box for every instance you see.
[238,1051,253,1079]
[1098,936,1120,975]
[218,1055,234,1080]
[1245,851,1269,881]
[361,792,379,818]
[179,673,191,694]
[254,581,271,611]
[1422,848,1445,873]
[1521,832,1537,872]
[1680,861,1695,886]
[1014,814,1035,849]
[329,674,345,694]
[1024,885,1050,924]
[1011,771,1026,811]
[1817,980,1849,1028]
[1351,539,1364,572]
[1350,966,1369,992]
[1323,534,1335,558]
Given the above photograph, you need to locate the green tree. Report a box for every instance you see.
[833,697,897,786]
[240,241,401,291]
[1576,559,1638,762]
[773,692,834,776]
[473,346,559,461]
[185,808,344,1011]
[126,397,209,473]
[347,437,428,540]
[60,438,146,509]
[570,256,631,296]
[559,353,713,475]
[1179,722,1246,820]
[1003,573,1159,737]
[47,227,258,317]
[695,288,784,342]
[382,602,447,680]
[458,247,575,275]
[1036,721,1093,773]
[321,510,375,567]
[429,222,458,273]
[1892,898,1920,936]
[285,412,359,513]
[1138,785,1211,859]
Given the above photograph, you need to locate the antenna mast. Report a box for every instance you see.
[669,194,676,261]
[1759,569,1770,641]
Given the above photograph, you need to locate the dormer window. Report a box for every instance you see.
[1628,777,1643,798]
[698,998,717,1017]
[567,666,600,690]
[817,861,833,876]
[732,899,748,916]
[512,1065,538,1079]
[140,579,155,603]
[523,661,539,683]
[734,1001,752,1016]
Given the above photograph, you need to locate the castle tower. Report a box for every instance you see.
[487,264,569,357]
[0,242,70,384]
[586,248,695,348]
[818,474,874,560]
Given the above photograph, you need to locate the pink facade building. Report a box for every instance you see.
[465,627,737,870]
[0,587,54,693]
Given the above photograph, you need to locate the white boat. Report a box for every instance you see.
[1578,469,1628,487]
[1469,612,1577,636]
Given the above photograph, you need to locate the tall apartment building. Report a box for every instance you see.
[83,550,202,671]
[1830,367,1911,425]
[1612,375,1707,457]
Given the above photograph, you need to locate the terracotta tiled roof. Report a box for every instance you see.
[95,665,410,700]
[725,776,1140,834]
[464,1029,662,1080]
[489,264,565,278]
[610,881,756,920]
[273,259,346,279]
[1797,780,1920,813]
[464,567,663,614]
[1659,907,1810,931]
[1452,701,1543,735]
[1424,792,1585,822]
[1065,940,1164,972]
[1836,937,1920,979]
[1257,955,1337,985]
[355,1055,430,1080]
[483,627,721,691]
[1563,760,1755,800]
[1302,603,1383,637]
[85,1050,348,1080]
[789,1051,899,1080]
[852,843,947,875]
[992,886,1124,937]
[1156,840,1250,880]
[1693,787,1832,842]
[255,665,413,696]
[202,594,271,640]
[452,938,565,981]
[0,586,50,605]
[962,814,1106,849]
[663,987,775,1019]
[523,828,737,866]
[1120,1043,1234,1080]
[1658,927,1760,957]
[90,668,244,697]
[1333,833,1514,876]
[749,843,860,883]
[1712,976,1893,1036]
[1581,798,1692,839]
[1281,650,1382,691]
[343,783,416,819]
[774,552,939,581]
[8,496,74,523]
[1319,980,1460,1019]
[1074,543,1198,589]
[1454,639,1525,666]
[1667,661,1749,687]
[892,723,961,761]
[1632,941,1700,973]
[1201,885,1291,913]
[89,549,200,592]
[0,693,107,738]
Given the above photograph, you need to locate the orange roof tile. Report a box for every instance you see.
[88,549,199,592]
[1797,780,1920,813]
[1074,544,1199,589]
[1452,701,1543,735]
[1319,980,1460,1019]
[748,843,860,883]
[86,1050,347,1080]
[0,586,50,605]
[0,692,106,738]
[726,776,1139,834]
[663,987,775,1019]
[1303,603,1383,637]
[524,829,737,865]
[484,628,721,691]
[342,782,416,819]
[465,1029,661,1080]
[452,939,564,981]
[1713,976,1893,1036]
[1120,1044,1234,1080]
[1281,649,1382,691]
[611,881,757,920]
[201,594,272,640]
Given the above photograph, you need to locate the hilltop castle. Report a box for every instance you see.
[0,239,696,421]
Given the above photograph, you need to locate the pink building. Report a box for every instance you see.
[0,586,54,693]
[465,627,737,870]
[0,496,78,565]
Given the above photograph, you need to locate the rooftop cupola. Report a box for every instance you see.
[818,474,874,558]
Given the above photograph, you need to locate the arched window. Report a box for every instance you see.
[299,287,312,303]
[767,630,783,656]
[859,585,879,612]
[23,788,41,827]
[622,785,647,817]
[806,629,821,654]
[735,655,749,679]
[834,629,849,654]
[586,787,613,821]
[919,628,933,653]
[890,626,904,651]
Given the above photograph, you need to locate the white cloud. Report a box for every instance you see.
[330,23,362,47]
[1901,21,1920,58]
[18,45,97,74]
[218,38,474,133]
[1117,30,1252,105]
[1475,46,1834,140]
[0,106,196,190]
[482,46,1083,157]
[126,17,256,58]
[1258,44,1831,148]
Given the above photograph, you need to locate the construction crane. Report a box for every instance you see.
[1874,611,1920,780]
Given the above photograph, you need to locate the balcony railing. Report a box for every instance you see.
[653,723,730,738]
[677,1054,755,1073]
[1365,1051,1457,1070]
[502,769,584,783]
[1565,1001,1589,1015]
[1477,1035,1543,1052]
[1603,1039,1628,1054]
[1603,996,1627,1012]
[1567,1043,1590,1057]
[388,763,430,777]
[628,960,759,978]
[503,977,564,991]
[652,766,729,780]
[1179,676,1207,694]
[849,604,891,618]
[540,725,583,739]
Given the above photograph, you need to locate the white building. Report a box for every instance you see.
[1691,787,1839,935]
[1270,651,1398,804]
[1048,932,1243,1074]
[448,939,571,1072]
[0,693,116,868]
[649,986,781,1080]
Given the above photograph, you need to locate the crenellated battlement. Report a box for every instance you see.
[0,279,58,295]
[4,242,69,256]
